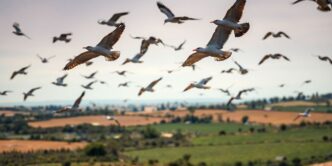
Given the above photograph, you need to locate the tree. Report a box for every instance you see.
[84,142,107,156]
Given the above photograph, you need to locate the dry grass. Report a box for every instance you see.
[28,115,166,128]
[133,109,332,125]
[311,161,332,166]
[0,140,86,153]
[268,101,325,107]
[0,110,29,117]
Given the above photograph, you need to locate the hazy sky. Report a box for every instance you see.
[0,0,331,106]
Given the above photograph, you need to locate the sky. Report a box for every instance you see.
[0,0,331,106]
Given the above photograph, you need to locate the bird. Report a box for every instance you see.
[182,0,249,66]
[165,40,186,51]
[293,108,314,121]
[106,115,121,126]
[166,84,173,88]
[98,12,129,26]
[112,70,131,77]
[221,68,238,74]
[292,0,332,12]
[52,74,68,87]
[10,65,30,80]
[156,1,199,24]
[138,77,163,96]
[262,31,290,40]
[279,84,285,88]
[229,48,243,52]
[0,91,12,96]
[302,80,312,86]
[56,91,85,113]
[63,23,125,70]
[81,81,97,90]
[130,35,164,55]
[53,33,72,43]
[218,88,232,96]
[36,55,56,63]
[234,61,248,75]
[122,53,144,65]
[226,88,255,110]
[314,55,332,64]
[82,71,98,79]
[12,22,30,39]
[23,87,41,101]
[258,53,290,65]
[118,81,131,87]
[183,77,212,92]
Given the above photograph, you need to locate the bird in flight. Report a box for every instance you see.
[82,81,97,90]
[292,0,332,12]
[130,35,164,55]
[313,55,332,65]
[301,80,312,86]
[156,1,199,24]
[165,40,186,51]
[112,70,132,77]
[182,0,249,66]
[226,88,255,110]
[262,31,290,40]
[234,61,248,75]
[36,55,56,63]
[279,84,286,88]
[122,53,144,65]
[12,22,31,39]
[56,91,85,113]
[0,90,13,96]
[106,115,121,126]
[221,68,238,74]
[258,53,290,65]
[293,108,314,121]
[229,48,243,53]
[118,81,131,88]
[53,33,72,43]
[98,12,129,26]
[52,74,68,87]
[183,77,213,92]
[23,87,42,101]
[82,71,98,79]
[10,65,30,80]
[63,24,125,70]
[138,77,163,96]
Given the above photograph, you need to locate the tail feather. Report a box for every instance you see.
[65,39,71,43]
[104,51,120,61]
[234,23,250,37]
[214,51,232,62]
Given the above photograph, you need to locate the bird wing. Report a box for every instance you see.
[327,57,332,64]
[130,34,146,40]
[177,40,186,49]
[29,87,42,94]
[138,88,145,96]
[57,74,68,82]
[19,65,31,72]
[157,1,175,18]
[12,22,21,33]
[207,25,232,50]
[226,97,235,107]
[234,61,242,69]
[198,77,212,85]
[176,16,199,21]
[72,91,85,109]
[292,0,307,5]
[258,55,271,65]
[182,52,209,66]
[278,31,290,39]
[223,0,246,23]
[97,23,125,50]
[147,77,162,89]
[86,81,96,87]
[10,72,18,80]
[183,84,194,92]
[109,12,129,22]
[60,33,72,38]
[140,40,150,55]
[293,115,301,121]
[63,51,99,70]
[47,55,56,60]
[263,32,272,40]
[282,55,290,61]
[36,54,43,60]
[90,71,98,77]
[133,53,144,61]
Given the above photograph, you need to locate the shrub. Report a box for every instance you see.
[242,116,249,124]
[280,124,287,131]
[84,142,107,157]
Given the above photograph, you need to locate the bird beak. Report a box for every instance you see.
[192,48,197,51]
[210,20,214,23]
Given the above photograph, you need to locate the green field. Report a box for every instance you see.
[125,123,332,165]
[272,105,332,113]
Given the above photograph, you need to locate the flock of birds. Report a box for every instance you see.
[1,0,332,115]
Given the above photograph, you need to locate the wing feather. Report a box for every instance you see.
[97,23,125,50]
[157,1,175,18]
[64,51,99,70]
[182,52,209,66]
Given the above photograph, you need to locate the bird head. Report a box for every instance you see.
[83,46,94,51]
[193,47,203,52]
[210,20,219,24]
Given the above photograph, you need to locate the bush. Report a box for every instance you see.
[242,116,249,124]
[84,142,107,157]
[322,136,329,142]
[219,130,227,136]
[292,157,301,166]
[280,124,287,131]
[235,161,243,166]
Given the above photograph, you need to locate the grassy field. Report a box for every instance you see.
[271,105,332,113]
[125,123,332,165]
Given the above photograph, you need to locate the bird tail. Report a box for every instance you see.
[65,39,71,43]
[234,23,250,37]
[53,37,58,43]
[214,51,232,61]
[104,51,120,61]
[317,6,331,12]
[122,58,130,65]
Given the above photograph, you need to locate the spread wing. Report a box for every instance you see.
[183,84,194,92]
[13,22,21,33]
[60,33,72,38]
[19,65,31,72]
[207,25,231,50]
[281,55,290,61]
[278,31,290,39]
[140,40,151,55]
[72,91,85,109]
[263,32,272,40]
[64,51,99,70]
[157,1,175,18]
[57,74,68,82]
[147,77,162,89]
[258,55,271,65]
[292,0,307,5]
[182,52,209,66]
[176,16,199,21]
[198,77,212,85]
[10,72,18,80]
[138,88,145,96]
[29,87,42,94]
[47,55,56,60]
[223,0,246,23]
[97,23,125,50]
[109,12,129,22]
[36,54,43,60]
